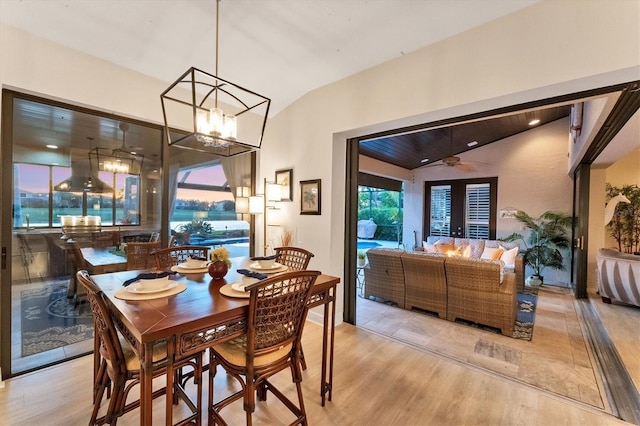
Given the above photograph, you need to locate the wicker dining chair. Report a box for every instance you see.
[76,270,202,425]
[154,245,210,270]
[67,240,89,306]
[124,241,160,270]
[208,270,321,426]
[273,246,314,271]
[273,246,315,370]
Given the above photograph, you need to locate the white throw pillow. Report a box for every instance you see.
[462,245,472,258]
[481,246,504,261]
[499,245,519,269]
[423,241,437,253]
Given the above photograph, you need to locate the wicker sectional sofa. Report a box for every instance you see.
[363,243,521,336]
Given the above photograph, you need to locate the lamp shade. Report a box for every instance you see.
[236,197,249,214]
[266,182,282,202]
[266,207,282,226]
[249,196,263,214]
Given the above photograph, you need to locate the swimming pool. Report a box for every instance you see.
[357,241,381,249]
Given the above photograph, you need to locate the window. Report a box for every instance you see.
[465,183,490,239]
[425,177,497,240]
[429,185,451,237]
[13,163,141,228]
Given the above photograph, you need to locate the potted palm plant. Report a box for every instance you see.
[605,183,640,254]
[503,210,572,287]
[357,251,367,267]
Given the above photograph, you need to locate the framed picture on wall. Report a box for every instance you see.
[300,179,321,215]
[275,169,293,201]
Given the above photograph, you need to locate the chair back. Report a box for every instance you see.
[77,270,128,377]
[273,246,314,271]
[67,240,88,270]
[154,245,210,270]
[245,270,320,356]
[125,241,161,270]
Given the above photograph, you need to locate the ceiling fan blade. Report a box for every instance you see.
[455,163,475,172]
[420,162,446,169]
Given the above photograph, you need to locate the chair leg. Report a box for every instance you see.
[244,376,255,425]
[298,347,307,371]
[208,351,217,425]
[90,365,109,425]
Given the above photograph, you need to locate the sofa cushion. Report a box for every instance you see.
[485,240,519,251]
[426,236,454,246]
[455,238,485,259]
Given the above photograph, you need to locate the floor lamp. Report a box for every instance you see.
[263,178,283,255]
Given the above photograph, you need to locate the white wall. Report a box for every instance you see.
[2,0,640,325]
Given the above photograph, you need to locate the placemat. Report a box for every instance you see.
[114,282,187,301]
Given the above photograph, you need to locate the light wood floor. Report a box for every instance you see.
[0,320,632,425]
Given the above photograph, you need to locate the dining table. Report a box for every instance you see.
[90,257,340,425]
[81,246,128,274]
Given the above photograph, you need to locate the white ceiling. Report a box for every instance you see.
[0,0,540,115]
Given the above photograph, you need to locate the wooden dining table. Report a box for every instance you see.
[90,258,340,425]
[81,246,127,274]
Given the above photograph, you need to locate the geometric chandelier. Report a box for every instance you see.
[88,123,144,175]
[160,0,270,157]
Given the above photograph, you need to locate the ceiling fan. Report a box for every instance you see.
[422,128,482,171]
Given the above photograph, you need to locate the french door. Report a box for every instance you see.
[425,177,498,240]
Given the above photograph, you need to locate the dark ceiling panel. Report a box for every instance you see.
[360,105,572,170]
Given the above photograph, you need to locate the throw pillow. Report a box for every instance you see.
[499,245,519,269]
[462,245,472,258]
[434,243,455,254]
[447,247,462,257]
[423,241,437,253]
[481,246,504,260]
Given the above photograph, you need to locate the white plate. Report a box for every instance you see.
[231,281,250,292]
[171,265,209,273]
[178,261,209,269]
[126,280,178,294]
[249,262,283,271]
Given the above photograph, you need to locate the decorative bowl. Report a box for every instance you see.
[185,257,208,268]
[258,258,275,269]
[138,276,171,291]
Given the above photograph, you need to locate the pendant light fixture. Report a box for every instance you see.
[89,122,144,175]
[161,0,270,157]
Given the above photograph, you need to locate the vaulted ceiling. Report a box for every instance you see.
[2,1,636,170]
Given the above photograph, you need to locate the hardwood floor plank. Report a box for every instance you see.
[0,321,631,425]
